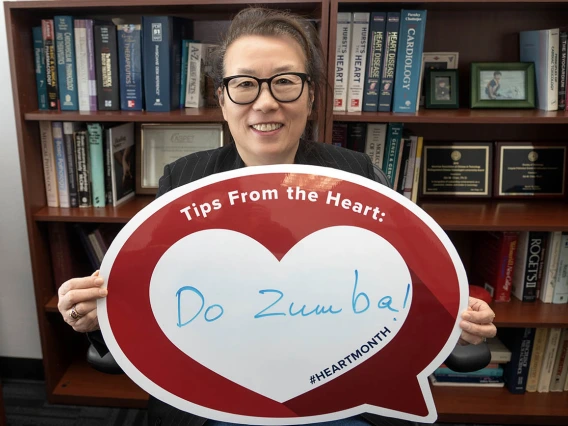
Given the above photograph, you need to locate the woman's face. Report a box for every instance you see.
[220,35,313,166]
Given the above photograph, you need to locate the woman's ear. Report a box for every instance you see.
[217,87,225,106]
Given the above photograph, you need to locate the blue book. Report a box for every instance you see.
[435,365,504,377]
[54,16,79,111]
[179,39,191,108]
[117,24,143,111]
[392,10,427,113]
[362,12,387,112]
[32,27,48,110]
[500,327,536,394]
[377,12,401,112]
[142,16,193,112]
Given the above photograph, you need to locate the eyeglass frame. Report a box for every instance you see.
[221,72,312,105]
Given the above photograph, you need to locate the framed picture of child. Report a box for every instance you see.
[425,69,459,109]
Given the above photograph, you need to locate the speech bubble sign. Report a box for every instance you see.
[98,164,468,424]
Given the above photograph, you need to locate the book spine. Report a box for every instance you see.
[346,13,370,112]
[74,20,90,111]
[396,138,412,193]
[331,122,347,147]
[346,122,367,152]
[185,43,203,108]
[52,122,70,208]
[94,25,120,111]
[42,20,59,110]
[559,32,567,110]
[548,29,560,111]
[74,131,92,208]
[550,329,568,391]
[39,121,59,207]
[143,16,172,112]
[54,16,79,111]
[502,328,536,394]
[362,12,386,112]
[104,128,113,205]
[495,232,519,302]
[382,123,404,187]
[537,327,562,392]
[117,24,143,110]
[524,232,548,302]
[62,122,79,208]
[392,10,427,113]
[365,123,387,168]
[333,13,352,112]
[402,135,418,199]
[540,231,563,303]
[377,13,400,112]
[85,20,97,111]
[32,27,49,110]
[87,123,106,207]
[552,233,568,304]
[526,328,550,392]
[179,40,190,108]
[410,136,423,203]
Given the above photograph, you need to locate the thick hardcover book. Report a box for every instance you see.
[346,122,367,152]
[392,10,427,113]
[75,19,97,111]
[364,123,387,168]
[377,12,400,112]
[52,122,70,208]
[499,327,536,394]
[520,28,560,111]
[471,231,519,302]
[143,16,193,111]
[362,12,386,112]
[559,32,567,110]
[117,24,143,110]
[107,123,135,206]
[54,16,79,111]
[346,13,370,112]
[552,233,568,304]
[32,27,48,110]
[550,329,568,391]
[42,20,59,110]
[331,122,348,147]
[63,122,80,208]
[333,13,352,112]
[94,24,120,111]
[39,121,59,207]
[539,231,562,303]
[87,123,106,207]
[74,130,92,208]
[382,122,404,187]
[526,328,549,392]
[512,231,549,302]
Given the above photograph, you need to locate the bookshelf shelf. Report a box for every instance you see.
[333,109,568,124]
[492,298,568,328]
[25,108,225,123]
[433,385,568,425]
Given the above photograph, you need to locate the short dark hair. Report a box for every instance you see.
[209,7,326,114]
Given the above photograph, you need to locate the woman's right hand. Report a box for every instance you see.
[58,270,107,333]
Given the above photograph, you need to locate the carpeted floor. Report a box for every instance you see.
[2,379,147,426]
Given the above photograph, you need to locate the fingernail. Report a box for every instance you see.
[99,289,108,297]
[94,278,104,286]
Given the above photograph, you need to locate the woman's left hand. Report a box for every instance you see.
[459,297,497,345]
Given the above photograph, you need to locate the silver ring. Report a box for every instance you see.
[69,304,82,320]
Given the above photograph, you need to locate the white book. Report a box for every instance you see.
[185,43,216,108]
[74,24,90,111]
[333,12,352,112]
[552,233,568,304]
[51,122,70,208]
[549,328,568,391]
[364,123,387,168]
[346,12,370,112]
[540,231,563,303]
[537,327,562,392]
[39,121,59,207]
[526,328,550,392]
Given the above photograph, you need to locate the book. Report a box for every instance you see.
[52,122,70,208]
[74,19,97,111]
[32,27,48,110]
[526,328,550,392]
[106,123,135,206]
[377,12,400,112]
[512,231,549,302]
[402,135,418,199]
[346,122,366,152]
[39,121,59,207]
[62,122,81,208]
[364,123,387,169]
[185,43,217,108]
[410,136,423,203]
[331,122,348,147]
[74,130,92,208]
[559,32,567,110]
[332,12,352,112]
[549,328,568,391]
[539,231,563,303]
[42,19,59,110]
[499,327,536,394]
[87,123,106,207]
[54,16,79,111]
[537,327,562,392]
[346,13,370,112]
[429,374,504,388]
[94,24,120,111]
[117,24,143,110]
[487,336,513,364]
[362,12,386,112]
[392,10,427,113]
[552,233,568,304]
[382,123,404,187]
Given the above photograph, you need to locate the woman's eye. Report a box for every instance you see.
[237,81,255,88]
[275,78,293,85]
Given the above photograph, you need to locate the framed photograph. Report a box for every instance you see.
[136,123,224,194]
[417,52,459,108]
[470,62,535,108]
[425,69,459,109]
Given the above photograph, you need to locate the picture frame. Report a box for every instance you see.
[470,62,535,109]
[425,69,459,109]
[136,123,225,194]
[417,52,459,108]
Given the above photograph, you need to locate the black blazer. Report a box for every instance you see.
[93,140,408,426]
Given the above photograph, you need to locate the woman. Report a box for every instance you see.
[58,7,497,426]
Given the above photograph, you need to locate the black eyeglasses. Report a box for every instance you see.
[222,72,311,105]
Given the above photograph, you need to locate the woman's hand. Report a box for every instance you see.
[57,270,107,333]
[459,296,497,345]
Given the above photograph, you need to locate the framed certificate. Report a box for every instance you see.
[494,142,567,198]
[421,142,493,198]
[137,123,224,194]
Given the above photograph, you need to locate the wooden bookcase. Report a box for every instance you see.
[4,0,568,424]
